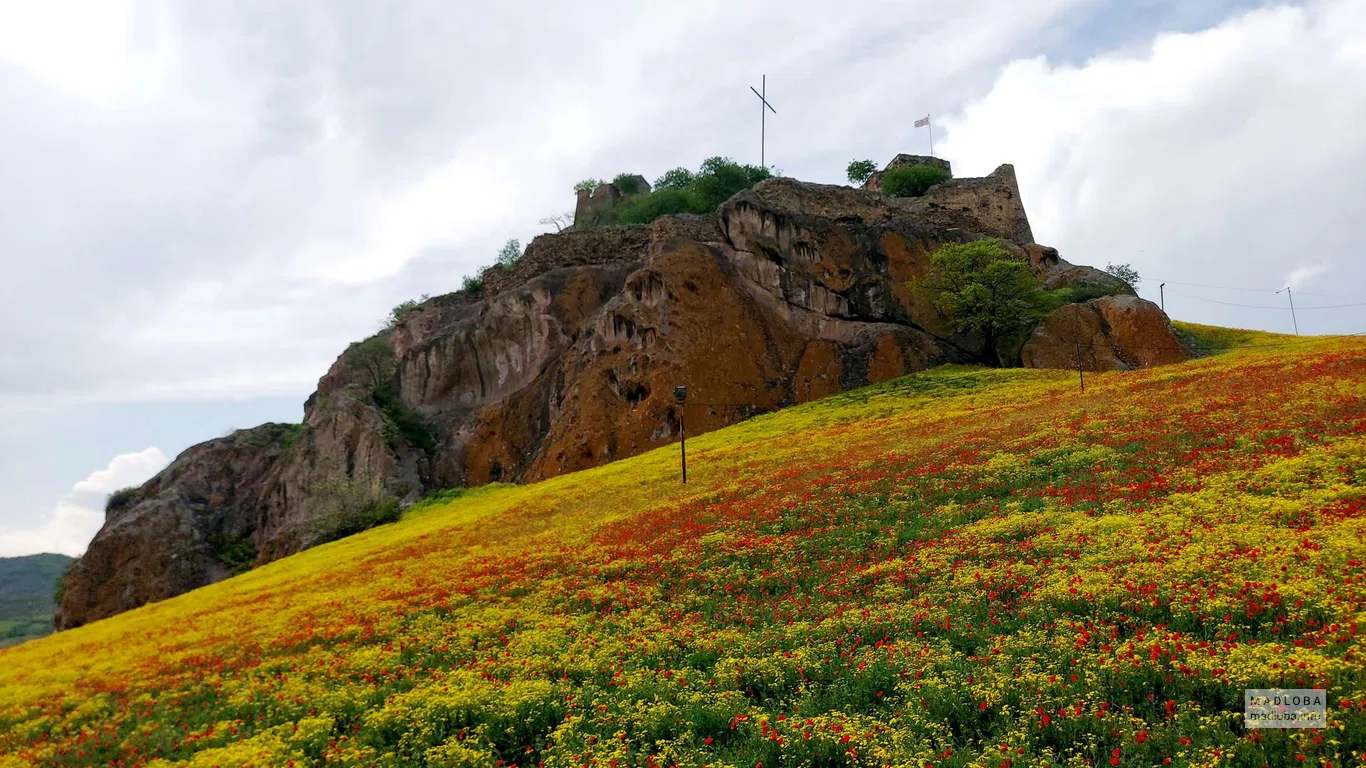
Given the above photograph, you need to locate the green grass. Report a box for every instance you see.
[1171,321,1295,356]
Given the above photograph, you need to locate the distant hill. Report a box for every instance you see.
[0,553,74,647]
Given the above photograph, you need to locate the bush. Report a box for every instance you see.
[384,294,430,330]
[210,535,257,576]
[461,274,483,294]
[305,475,401,546]
[373,383,436,454]
[496,239,522,268]
[611,173,644,195]
[846,159,877,185]
[105,487,139,515]
[573,178,605,193]
[653,167,695,191]
[615,188,696,225]
[881,164,952,197]
[613,157,770,227]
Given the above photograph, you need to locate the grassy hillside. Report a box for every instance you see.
[0,553,73,648]
[2,327,1364,767]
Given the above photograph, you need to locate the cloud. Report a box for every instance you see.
[69,447,168,495]
[938,0,1366,334]
[0,447,168,557]
[0,0,1097,408]
[1284,264,1329,291]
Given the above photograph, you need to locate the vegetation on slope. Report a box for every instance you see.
[1,333,1364,767]
[0,553,74,648]
[612,157,771,226]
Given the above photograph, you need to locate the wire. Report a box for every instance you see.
[1162,280,1277,293]
[1159,280,1366,302]
[1283,290,1366,302]
[1164,291,1285,309]
[1164,290,1366,310]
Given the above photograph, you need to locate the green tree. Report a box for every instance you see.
[918,239,1048,365]
[461,274,483,293]
[882,164,952,197]
[611,173,644,195]
[653,167,695,191]
[615,157,771,226]
[573,178,606,193]
[1104,262,1141,289]
[496,239,522,267]
[846,159,877,185]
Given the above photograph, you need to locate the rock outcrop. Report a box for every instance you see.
[1021,295,1189,371]
[57,158,1186,629]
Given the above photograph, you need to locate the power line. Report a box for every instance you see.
[1162,280,1277,293]
[1159,280,1366,303]
[1164,290,1366,310]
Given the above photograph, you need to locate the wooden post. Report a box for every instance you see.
[1076,342,1085,393]
[674,386,687,483]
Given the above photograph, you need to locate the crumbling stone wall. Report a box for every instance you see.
[481,226,653,297]
[909,165,1035,244]
[862,154,952,192]
[573,176,652,229]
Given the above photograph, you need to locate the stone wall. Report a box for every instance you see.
[862,154,952,192]
[573,176,653,229]
[903,164,1035,244]
[481,226,653,297]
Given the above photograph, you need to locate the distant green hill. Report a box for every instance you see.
[0,553,74,647]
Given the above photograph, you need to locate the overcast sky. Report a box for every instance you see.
[2,0,1363,557]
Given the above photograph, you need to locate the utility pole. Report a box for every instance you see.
[674,385,688,483]
[1276,287,1299,335]
[749,76,777,170]
[1159,282,1165,313]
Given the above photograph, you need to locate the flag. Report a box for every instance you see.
[914,115,930,128]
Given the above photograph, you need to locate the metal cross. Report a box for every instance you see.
[749,75,777,169]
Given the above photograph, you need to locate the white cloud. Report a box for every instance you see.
[938,0,1366,334]
[0,0,1095,409]
[68,447,168,495]
[1285,264,1329,291]
[0,447,167,557]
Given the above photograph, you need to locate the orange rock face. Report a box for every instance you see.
[1021,295,1191,371]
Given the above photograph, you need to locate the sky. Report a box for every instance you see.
[2,0,1363,558]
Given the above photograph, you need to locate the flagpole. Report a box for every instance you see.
[928,118,934,157]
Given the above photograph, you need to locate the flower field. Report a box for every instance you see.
[2,324,1365,768]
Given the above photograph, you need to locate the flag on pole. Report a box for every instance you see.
[914,115,930,128]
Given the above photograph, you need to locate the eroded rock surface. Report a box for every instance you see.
[57,160,1185,628]
[1021,295,1190,371]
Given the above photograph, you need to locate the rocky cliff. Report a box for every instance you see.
[56,159,1189,629]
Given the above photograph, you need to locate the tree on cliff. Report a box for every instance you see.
[1104,262,1141,289]
[496,239,522,267]
[614,157,770,226]
[539,212,574,233]
[918,239,1048,365]
[846,159,876,184]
